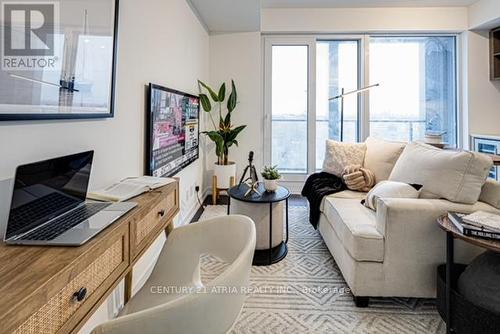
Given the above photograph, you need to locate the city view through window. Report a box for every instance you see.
[270,36,457,173]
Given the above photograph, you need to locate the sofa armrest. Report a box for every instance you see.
[375,198,486,236]
[375,198,497,262]
[374,198,488,297]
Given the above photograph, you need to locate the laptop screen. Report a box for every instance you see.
[5,151,94,239]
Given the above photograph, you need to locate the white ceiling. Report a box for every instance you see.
[188,0,479,33]
[262,0,479,8]
[187,0,260,33]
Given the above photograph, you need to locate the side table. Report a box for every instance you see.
[228,183,290,266]
[437,216,500,334]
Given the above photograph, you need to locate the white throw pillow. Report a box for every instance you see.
[364,137,406,183]
[389,142,493,204]
[364,181,422,211]
[323,140,366,177]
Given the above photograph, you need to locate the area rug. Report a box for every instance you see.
[197,205,445,334]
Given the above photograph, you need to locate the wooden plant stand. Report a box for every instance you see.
[212,175,235,205]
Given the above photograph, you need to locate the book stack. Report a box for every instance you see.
[448,211,500,240]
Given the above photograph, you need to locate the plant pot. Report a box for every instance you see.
[263,178,280,192]
[214,162,237,189]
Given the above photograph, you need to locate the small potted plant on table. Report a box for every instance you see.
[261,166,281,192]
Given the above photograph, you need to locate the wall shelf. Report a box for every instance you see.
[490,27,500,80]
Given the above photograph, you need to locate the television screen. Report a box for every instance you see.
[146,84,200,177]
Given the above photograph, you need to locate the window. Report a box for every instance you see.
[369,37,457,146]
[265,35,458,179]
[316,40,360,169]
[271,45,309,174]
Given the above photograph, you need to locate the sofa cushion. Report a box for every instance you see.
[320,190,367,212]
[364,137,406,183]
[389,142,493,204]
[323,140,366,177]
[480,179,500,210]
[327,190,368,200]
[322,197,384,262]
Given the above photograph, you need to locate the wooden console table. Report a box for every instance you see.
[0,181,179,334]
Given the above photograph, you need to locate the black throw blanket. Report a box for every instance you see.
[301,172,346,229]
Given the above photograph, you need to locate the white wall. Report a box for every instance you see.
[261,7,468,33]
[208,32,263,180]
[465,30,500,137]
[0,0,209,225]
[469,0,500,30]
[465,0,500,138]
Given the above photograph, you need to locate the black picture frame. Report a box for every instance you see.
[0,0,120,121]
[145,83,200,178]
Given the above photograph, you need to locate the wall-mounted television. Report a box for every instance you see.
[146,84,200,177]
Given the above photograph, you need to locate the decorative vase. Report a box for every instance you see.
[263,178,280,192]
[213,162,237,189]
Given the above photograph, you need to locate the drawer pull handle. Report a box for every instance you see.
[158,209,165,217]
[72,287,87,303]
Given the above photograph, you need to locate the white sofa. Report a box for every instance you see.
[318,140,500,306]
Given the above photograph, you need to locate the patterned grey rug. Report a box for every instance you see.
[197,205,445,334]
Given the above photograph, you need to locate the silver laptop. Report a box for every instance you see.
[4,151,137,246]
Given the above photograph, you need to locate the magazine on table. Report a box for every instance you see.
[88,176,175,202]
[462,211,500,233]
[448,212,500,240]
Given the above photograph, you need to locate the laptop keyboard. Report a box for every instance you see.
[7,192,80,237]
[20,202,111,241]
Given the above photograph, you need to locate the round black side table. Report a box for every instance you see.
[228,183,290,266]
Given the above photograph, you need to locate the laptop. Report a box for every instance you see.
[4,151,137,246]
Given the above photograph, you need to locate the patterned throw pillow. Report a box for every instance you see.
[322,140,366,177]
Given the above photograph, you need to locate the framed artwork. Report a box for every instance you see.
[0,0,119,120]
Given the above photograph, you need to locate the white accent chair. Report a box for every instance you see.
[92,215,256,334]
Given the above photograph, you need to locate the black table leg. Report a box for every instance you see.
[227,196,231,215]
[446,231,454,334]
[269,202,273,265]
[285,198,289,244]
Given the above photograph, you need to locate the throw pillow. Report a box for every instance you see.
[342,165,376,192]
[323,140,366,177]
[364,181,422,211]
[363,137,406,184]
[389,142,493,204]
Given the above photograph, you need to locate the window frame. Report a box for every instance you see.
[263,33,462,187]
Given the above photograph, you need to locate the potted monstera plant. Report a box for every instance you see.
[198,80,246,189]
